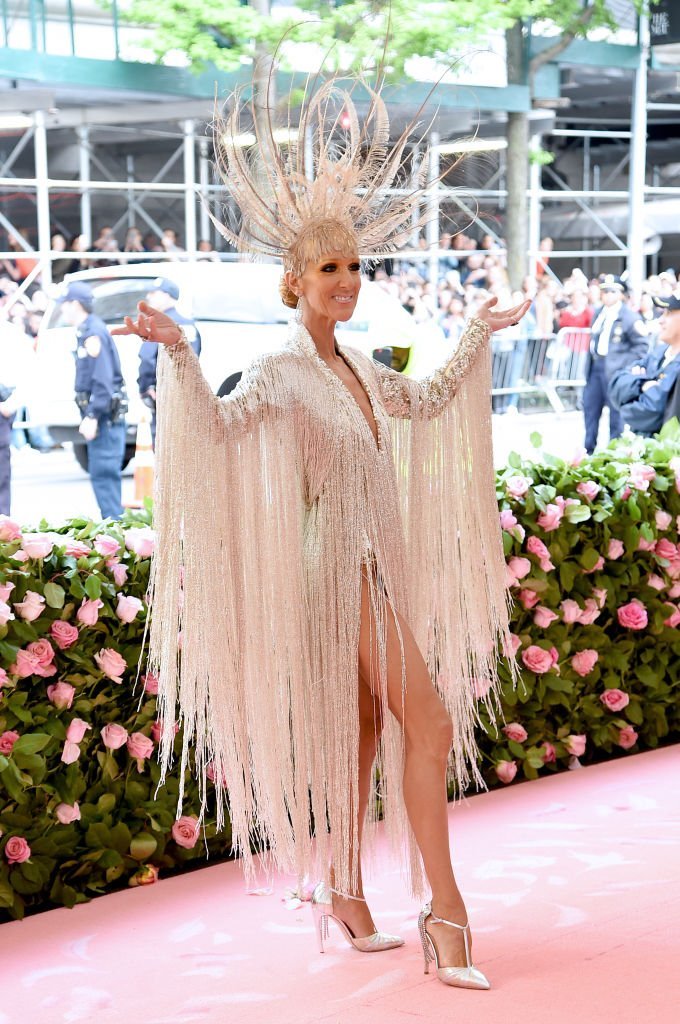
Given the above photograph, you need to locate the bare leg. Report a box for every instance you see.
[330,675,384,937]
[357,575,472,968]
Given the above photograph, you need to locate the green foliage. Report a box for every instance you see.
[0,510,231,922]
[483,424,680,791]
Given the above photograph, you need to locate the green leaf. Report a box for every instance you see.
[507,452,522,469]
[11,734,52,756]
[84,575,102,600]
[130,833,158,860]
[627,497,641,521]
[579,548,601,571]
[564,504,591,524]
[559,561,578,591]
[530,432,542,449]
[626,702,644,726]
[69,578,85,599]
[43,582,66,609]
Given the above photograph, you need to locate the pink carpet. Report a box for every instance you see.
[3,745,679,1024]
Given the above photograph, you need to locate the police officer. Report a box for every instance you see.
[610,294,680,436]
[138,277,201,442]
[58,282,126,519]
[582,274,648,453]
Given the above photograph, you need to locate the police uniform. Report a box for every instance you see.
[582,275,648,453]
[610,344,680,437]
[138,278,201,443]
[73,308,126,519]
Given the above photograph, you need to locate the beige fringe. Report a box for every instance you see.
[149,318,512,898]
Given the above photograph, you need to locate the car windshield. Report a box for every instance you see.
[45,279,153,329]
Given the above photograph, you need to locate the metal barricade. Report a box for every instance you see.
[491,328,591,413]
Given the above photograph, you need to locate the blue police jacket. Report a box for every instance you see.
[137,308,202,395]
[74,313,124,420]
[609,344,680,436]
[590,303,649,380]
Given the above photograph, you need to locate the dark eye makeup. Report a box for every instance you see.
[320,261,361,272]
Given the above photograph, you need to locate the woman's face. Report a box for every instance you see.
[291,251,361,323]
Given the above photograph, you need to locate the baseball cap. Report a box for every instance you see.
[598,274,626,293]
[57,281,94,309]
[652,294,680,312]
[148,277,180,301]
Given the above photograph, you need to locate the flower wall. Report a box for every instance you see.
[1,424,680,920]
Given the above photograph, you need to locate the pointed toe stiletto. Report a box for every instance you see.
[310,882,405,953]
[417,903,490,990]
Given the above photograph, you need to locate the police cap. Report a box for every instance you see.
[149,277,180,301]
[598,274,627,294]
[58,281,94,311]
[652,294,680,312]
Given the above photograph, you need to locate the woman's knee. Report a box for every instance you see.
[406,708,453,763]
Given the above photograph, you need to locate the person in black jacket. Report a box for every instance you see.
[58,282,127,518]
[137,277,201,443]
[610,294,680,436]
[583,274,649,453]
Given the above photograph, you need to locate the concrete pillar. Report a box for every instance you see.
[34,109,51,287]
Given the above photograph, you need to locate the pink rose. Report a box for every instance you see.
[560,599,581,624]
[618,725,638,750]
[502,633,521,658]
[576,481,600,502]
[663,603,680,628]
[55,802,81,825]
[124,526,156,558]
[577,599,601,625]
[0,667,8,688]
[570,447,587,467]
[171,816,200,849]
[507,556,531,582]
[571,649,599,677]
[500,510,518,530]
[495,760,518,784]
[607,539,625,560]
[115,594,144,624]
[127,732,154,760]
[110,561,128,587]
[150,719,178,744]
[647,574,665,591]
[629,463,656,490]
[46,681,76,710]
[505,474,532,499]
[50,620,79,650]
[0,515,22,542]
[94,648,127,684]
[0,730,20,754]
[669,582,680,599]
[4,836,31,864]
[537,504,563,532]
[533,606,559,628]
[502,722,528,743]
[521,645,558,675]
[142,672,159,695]
[61,740,81,764]
[655,538,677,563]
[11,549,28,562]
[0,600,14,626]
[655,510,672,531]
[21,534,54,559]
[101,723,129,750]
[517,588,540,610]
[28,639,55,667]
[10,648,56,679]
[540,742,556,764]
[599,688,630,712]
[65,718,91,743]
[638,536,656,552]
[94,535,120,557]
[526,535,555,572]
[473,677,492,699]
[565,734,587,757]
[0,581,15,602]
[592,587,608,609]
[128,864,159,887]
[617,599,648,630]
[13,590,45,622]
[76,597,104,626]
[63,539,92,557]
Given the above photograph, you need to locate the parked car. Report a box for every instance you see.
[37,261,427,471]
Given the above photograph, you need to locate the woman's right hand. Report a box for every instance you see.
[111,300,182,347]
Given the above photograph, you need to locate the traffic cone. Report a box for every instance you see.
[125,410,154,508]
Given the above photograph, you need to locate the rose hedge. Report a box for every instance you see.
[1,424,680,920]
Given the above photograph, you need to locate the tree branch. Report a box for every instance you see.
[528,4,599,77]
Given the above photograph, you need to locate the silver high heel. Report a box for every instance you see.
[311,882,404,953]
[417,902,490,990]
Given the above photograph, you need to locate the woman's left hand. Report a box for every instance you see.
[475,296,532,334]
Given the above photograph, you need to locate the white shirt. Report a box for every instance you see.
[594,301,622,356]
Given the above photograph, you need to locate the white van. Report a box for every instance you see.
[37,261,420,470]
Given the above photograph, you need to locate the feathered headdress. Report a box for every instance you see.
[211,72,443,277]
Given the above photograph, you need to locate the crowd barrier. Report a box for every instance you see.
[491,328,591,413]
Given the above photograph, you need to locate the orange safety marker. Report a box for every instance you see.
[125,410,154,508]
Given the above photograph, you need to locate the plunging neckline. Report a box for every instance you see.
[292,322,384,452]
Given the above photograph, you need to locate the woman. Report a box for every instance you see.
[116,80,528,992]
